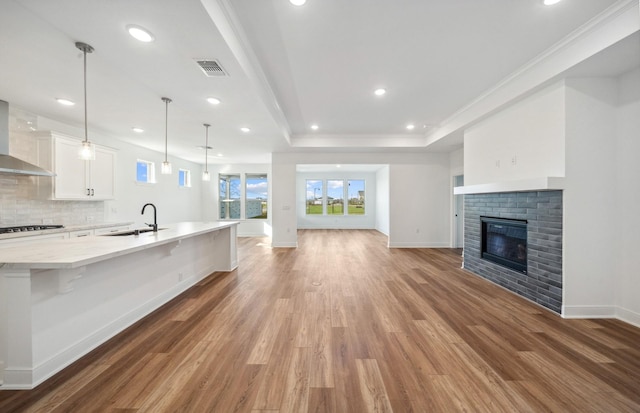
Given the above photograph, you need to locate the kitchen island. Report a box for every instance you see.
[0,221,238,389]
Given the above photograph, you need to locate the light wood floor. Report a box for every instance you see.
[1,229,639,412]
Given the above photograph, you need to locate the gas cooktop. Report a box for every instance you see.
[0,224,64,234]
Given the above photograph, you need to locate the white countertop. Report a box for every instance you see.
[0,221,238,269]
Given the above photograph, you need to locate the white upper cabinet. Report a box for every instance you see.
[36,132,116,200]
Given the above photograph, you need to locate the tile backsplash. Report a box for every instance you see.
[0,175,104,227]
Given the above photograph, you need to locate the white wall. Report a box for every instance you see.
[388,159,451,247]
[271,151,451,248]
[201,163,272,237]
[615,67,640,324]
[297,171,376,229]
[563,77,618,317]
[464,81,566,186]
[375,166,390,236]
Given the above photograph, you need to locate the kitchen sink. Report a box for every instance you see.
[102,228,167,236]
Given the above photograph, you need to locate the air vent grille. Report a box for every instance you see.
[195,59,227,77]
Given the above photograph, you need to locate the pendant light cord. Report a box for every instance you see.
[162,97,172,163]
[204,123,210,173]
[83,48,88,143]
[75,42,94,145]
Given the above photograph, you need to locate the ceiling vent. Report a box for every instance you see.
[195,59,228,77]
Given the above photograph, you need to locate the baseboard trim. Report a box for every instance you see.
[562,305,640,328]
[562,305,616,319]
[271,242,298,248]
[388,242,450,248]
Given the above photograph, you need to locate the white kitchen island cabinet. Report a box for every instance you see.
[36,131,116,200]
[0,221,238,389]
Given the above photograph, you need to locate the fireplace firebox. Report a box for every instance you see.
[481,216,527,273]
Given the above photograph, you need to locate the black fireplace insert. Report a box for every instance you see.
[481,216,527,273]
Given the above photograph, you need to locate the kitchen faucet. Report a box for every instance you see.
[141,203,158,232]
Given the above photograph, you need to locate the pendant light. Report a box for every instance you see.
[76,42,96,160]
[161,97,172,174]
[202,123,211,181]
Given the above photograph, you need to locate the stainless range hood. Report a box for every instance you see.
[0,100,55,177]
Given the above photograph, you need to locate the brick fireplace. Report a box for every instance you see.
[463,191,563,313]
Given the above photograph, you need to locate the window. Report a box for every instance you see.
[219,174,241,219]
[136,159,156,183]
[305,179,366,216]
[306,180,323,215]
[347,180,365,215]
[178,169,191,188]
[327,180,344,215]
[246,174,268,219]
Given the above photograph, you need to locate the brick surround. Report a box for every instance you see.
[463,191,563,313]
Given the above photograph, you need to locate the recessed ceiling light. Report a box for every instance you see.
[127,25,155,42]
[311,124,319,130]
[543,0,562,5]
[240,127,251,133]
[336,164,341,168]
[374,88,386,96]
[406,124,415,130]
[56,98,75,106]
[132,127,144,133]
[207,97,221,105]
[217,153,223,157]
[290,0,307,5]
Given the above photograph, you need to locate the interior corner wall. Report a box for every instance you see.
[464,81,566,186]
[271,154,298,247]
[615,67,640,326]
[562,77,618,318]
[387,155,451,248]
[375,166,390,236]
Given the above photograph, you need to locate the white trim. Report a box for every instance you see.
[271,241,298,248]
[615,306,640,328]
[388,242,450,248]
[562,305,640,328]
[454,177,565,195]
[562,304,616,319]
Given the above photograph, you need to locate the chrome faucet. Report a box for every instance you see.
[141,203,158,232]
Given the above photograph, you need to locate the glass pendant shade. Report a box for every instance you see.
[202,170,210,181]
[78,141,96,160]
[161,161,172,174]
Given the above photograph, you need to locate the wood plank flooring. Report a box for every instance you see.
[1,229,639,412]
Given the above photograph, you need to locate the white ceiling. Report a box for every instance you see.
[0,0,637,166]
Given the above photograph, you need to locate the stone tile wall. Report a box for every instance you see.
[464,191,563,313]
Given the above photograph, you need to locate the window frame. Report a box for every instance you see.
[306,179,324,215]
[305,178,366,217]
[136,159,156,184]
[245,173,268,220]
[178,168,192,188]
[219,173,242,220]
